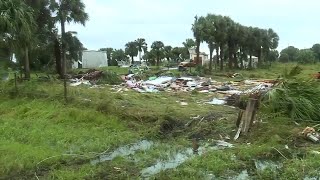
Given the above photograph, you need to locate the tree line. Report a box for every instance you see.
[1,0,320,79]
[279,44,320,63]
[0,0,88,79]
[99,38,195,67]
[191,14,280,72]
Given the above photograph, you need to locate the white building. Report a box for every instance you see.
[188,47,209,66]
[242,56,258,69]
[73,50,108,69]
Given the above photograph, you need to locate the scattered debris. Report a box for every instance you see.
[302,127,320,143]
[215,140,234,148]
[180,102,188,106]
[74,69,103,80]
[206,98,226,105]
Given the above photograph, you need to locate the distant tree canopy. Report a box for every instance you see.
[279,45,319,64]
[192,13,279,71]
[0,0,88,78]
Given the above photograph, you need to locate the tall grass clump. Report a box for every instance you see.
[262,65,320,121]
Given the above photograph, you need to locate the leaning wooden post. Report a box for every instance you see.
[241,98,258,134]
[234,98,259,140]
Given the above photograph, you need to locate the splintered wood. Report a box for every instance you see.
[234,98,258,140]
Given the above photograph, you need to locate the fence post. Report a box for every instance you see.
[64,75,67,103]
[14,73,18,94]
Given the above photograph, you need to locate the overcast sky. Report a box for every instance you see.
[65,0,320,54]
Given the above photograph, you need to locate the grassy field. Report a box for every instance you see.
[1,63,320,179]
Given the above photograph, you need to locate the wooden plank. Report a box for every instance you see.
[241,98,258,134]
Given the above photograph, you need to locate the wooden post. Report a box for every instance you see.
[234,98,258,140]
[64,75,67,103]
[241,98,258,134]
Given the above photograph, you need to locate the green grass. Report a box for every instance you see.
[1,63,320,179]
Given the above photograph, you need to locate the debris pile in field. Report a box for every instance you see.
[70,69,122,86]
[73,69,103,80]
[118,74,275,96]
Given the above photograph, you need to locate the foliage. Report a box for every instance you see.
[135,38,147,62]
[311,43,320,61]
[279,53,289,62]
[97,71,122,85]
[262,66,320,121]
[297,49,316,64]
[112,49,128,64]
[50,0,89,76]
[151,41,165,66]
[125,41,138,64]
[280,46,299,62]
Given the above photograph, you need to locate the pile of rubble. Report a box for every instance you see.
[116,74,275,95]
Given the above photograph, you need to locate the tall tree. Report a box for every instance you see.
[203,14,217,73]
[192,16,206,65]
[125,41,138,64]
[135,38,147,63]
[183,38,196,49]
[311,44,320,61]
[64,31,83,68]
[50,0,88,77]
[151,41,164,66]
[112,49,128,63]
[297,49,316,64]
[100,48,116,66]
[262,28,279,64]
[1,0,36,79]
[163,46,173,62]
[280,46,299,62]
[213,15,229,70]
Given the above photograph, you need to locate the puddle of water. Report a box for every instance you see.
[140,141,234,178]
[91,140,153,165]
[205,170,249,180]
[232,170,250,180]
[304,177,318,180]
[254,159,282,171]
[140,148,195,178]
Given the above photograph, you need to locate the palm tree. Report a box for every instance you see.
[163,46,173,62]
[203,14,217,73]
[182,38,195,49]
[50,0,88,77]
[262,28,279,64]
[125,41,138,64]
[151,41,164,66]
[1,0,36,79]
[192,16,206,65]
[135,38,147,63]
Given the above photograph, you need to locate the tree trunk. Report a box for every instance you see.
[209,46,213,73]
[215,47,219,70]
[139,50,142,64]
[196,40,200,64]
[54,37,62,76]
[24,46,30,80]
[228,48,233,69]
[233,52,238,69]
[131,56,134,65]
[257,48,262,68]
[239,47,244,69]
[258,46,262,67]
[220,45,224,71]
[60,19,67,77]
[249,54,252,69]
[157,56,160,66]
